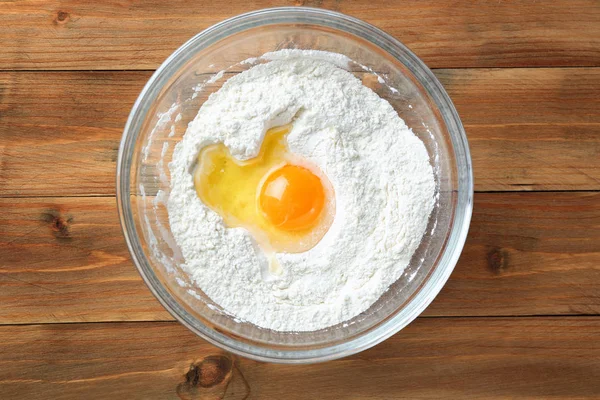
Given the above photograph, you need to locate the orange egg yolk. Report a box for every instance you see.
[259,165,325,231]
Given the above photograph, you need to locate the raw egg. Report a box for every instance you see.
[193,125,335,259]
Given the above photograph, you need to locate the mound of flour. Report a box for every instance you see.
[168,50,435,332]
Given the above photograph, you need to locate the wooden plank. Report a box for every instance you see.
[1,0,599,70]
[0,197,171,323]
[1,68,599,196]
[0,318,598,399]
[0,71,145,197]
[1,192,598,324]
[428,192,600,316]
[438,68,600,191]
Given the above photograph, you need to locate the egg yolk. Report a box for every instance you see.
[193,124,334,255]
[259,165,325,231]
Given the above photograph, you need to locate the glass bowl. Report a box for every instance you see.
[117,7,473,363]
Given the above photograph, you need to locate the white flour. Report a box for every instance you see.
[168,50,435,332]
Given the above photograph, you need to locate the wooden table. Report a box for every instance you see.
[1,1,599,398]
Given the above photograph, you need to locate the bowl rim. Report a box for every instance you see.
[117,6,473,363]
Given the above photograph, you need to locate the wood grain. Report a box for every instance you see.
[0,71,143,197]
[0,318,599,399]
[440,68,600,191]
[430,192,600,317]
[1,0,599,70]
[1,68,599,196]
[0,197,171,323]
[1,192,598,324]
